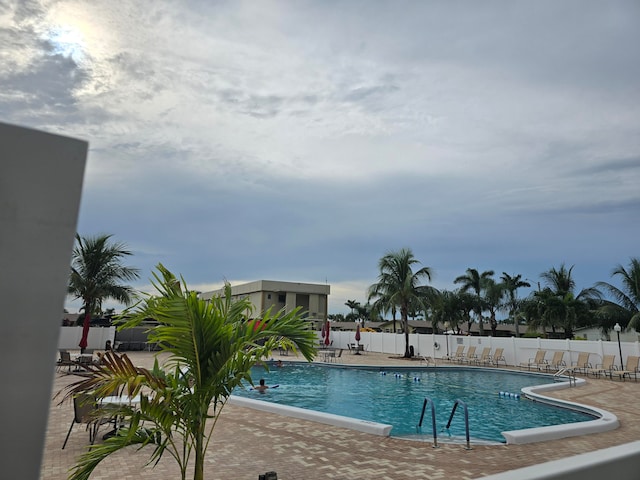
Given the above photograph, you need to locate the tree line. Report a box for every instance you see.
[67,234,638,359]
[331,248,639,358]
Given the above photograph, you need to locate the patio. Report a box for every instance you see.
[41,350,640,480]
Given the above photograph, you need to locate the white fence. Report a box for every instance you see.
[58,326,640,367]
[324,330,640,368]
[58,326,115,351]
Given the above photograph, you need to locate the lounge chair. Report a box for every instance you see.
[586,354,616,378]
[544,351,566,372]
[610,355,639,382]
[520,350,547,371]
[484,348,507,367]
[477,347,492,366]
[449,345,465,362]
[56,350,77,374]
[459,346,477,364]
[570,352,592,374]
[420,355,435,366]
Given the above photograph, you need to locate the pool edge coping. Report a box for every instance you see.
[227,395,394,436]
[234,362,619,445]
[501,379,619,444]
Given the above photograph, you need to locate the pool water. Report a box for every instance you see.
[232,363,596,443]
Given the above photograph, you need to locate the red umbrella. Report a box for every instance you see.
[324,320,331,346]
[355,323,361,353]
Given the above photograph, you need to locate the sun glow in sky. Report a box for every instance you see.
[44,25,86,61]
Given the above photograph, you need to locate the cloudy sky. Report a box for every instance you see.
[3,0,639,316]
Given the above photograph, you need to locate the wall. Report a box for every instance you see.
[478,440,640,480]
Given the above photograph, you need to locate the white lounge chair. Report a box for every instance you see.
[610,355,639,382]
[484,348,507,367]
[570,352,592,374]
[587,354,615,378]
[520,350,547,371]
[544,351,566,372]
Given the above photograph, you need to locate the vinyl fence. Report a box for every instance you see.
[324,330,640,368]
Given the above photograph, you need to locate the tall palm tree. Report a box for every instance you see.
[483,279,505,337]
[61,264,317,480]
[595,258,640,331]
[500,273,531,337]
[540,264,575,297]
[454,268,494,336]
[430,289,461,333]
[535,264,598,338]
[68,234,140,352]
[345,299,360,315]
[368,248,434,357]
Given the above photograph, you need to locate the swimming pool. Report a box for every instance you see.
[232,363,597,443]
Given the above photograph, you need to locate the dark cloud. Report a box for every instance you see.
[574,157,640,175]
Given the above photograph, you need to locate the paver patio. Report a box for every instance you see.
[41,350,640,480]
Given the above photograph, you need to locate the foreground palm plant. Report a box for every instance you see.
[59,263,316,480]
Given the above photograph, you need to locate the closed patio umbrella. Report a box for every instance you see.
[354,323,361,355]
[324,320,331,347]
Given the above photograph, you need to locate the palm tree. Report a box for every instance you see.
[500,273,531,337]
[483,279,505,337]
[534,264,598,338]
[68,234,140,353]
[454,268,494,336]
[60,264,317,480]
[595,258,640,331]
[368,248,434,357]
[540,264,575,297]
[345,299,360,315]
[430,289,460,333]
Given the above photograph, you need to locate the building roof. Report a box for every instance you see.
[200,280,330,300]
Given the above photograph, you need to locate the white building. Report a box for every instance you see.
[200,280,330,324]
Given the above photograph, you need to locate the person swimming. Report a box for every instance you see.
[254,378,269,393]
[252,378,279,393]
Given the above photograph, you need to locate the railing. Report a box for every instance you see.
[445,399,472,450]
[416,397,438,448]
[554,367,577,387]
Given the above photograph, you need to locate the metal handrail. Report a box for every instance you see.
[416,397,438,448]
[445,399,472,450]
[554,367,577,386]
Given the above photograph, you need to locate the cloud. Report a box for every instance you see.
[2,0,639,316]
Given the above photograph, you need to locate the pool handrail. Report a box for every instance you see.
[445,399,472,450]
[416,397,438,448]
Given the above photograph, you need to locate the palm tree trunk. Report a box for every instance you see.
[402,309,411,357]
[194,418,205,480]
[490,312,497,337]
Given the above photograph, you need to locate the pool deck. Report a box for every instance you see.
[41,350,640,480]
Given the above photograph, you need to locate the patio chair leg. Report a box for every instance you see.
[62,421,75,449]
